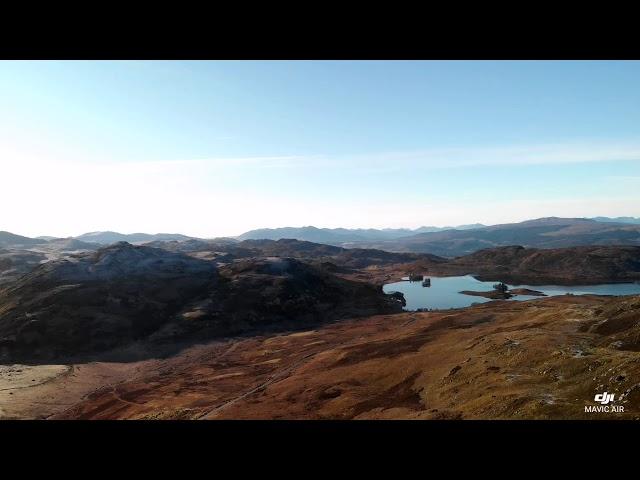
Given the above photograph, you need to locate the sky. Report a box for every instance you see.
[1,60,640,238]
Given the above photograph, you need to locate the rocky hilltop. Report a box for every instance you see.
[0,243,402,363]
[0,239,101,286]
[211,256,402,330]
[0,243,217,362]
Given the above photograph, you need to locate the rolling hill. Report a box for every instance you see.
[0,231,47,248]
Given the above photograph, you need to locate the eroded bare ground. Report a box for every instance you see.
[0,361,165,419]
[0,294,621,420]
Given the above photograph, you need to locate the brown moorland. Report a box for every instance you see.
[0,294,635,420]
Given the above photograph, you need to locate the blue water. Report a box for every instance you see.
[382,275,640,311]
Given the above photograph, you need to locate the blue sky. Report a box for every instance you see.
[1,61,639,237]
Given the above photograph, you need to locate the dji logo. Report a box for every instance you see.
[585,391,624,413]
[594,392,614,405]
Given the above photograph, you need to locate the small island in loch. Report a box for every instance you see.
[460,282,547,300]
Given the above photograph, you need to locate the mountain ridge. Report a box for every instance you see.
[347,217,640,256]
[75,231,195,244]
[1,215,639,253]
[236,224,486,243]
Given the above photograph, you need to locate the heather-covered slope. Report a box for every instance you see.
[44,294,640,420]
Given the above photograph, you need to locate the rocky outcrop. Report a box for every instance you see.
[149,256,405,344]
[0,243,217,362]
[0,249,48,284]
[216,257,403,326]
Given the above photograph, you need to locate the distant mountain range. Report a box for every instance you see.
[591,216,640,225]
[0,231,48,248]
[75,231,194,244]
[236,224,486,243]
[2,216,640,257]
[235,218,640,256]
[2,230,198,248]
[236,219,640,245]
[348,217,640,256]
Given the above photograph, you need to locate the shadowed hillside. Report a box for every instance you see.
[0,243,403,363]
[0,243,217,362]
[417,245,640,285]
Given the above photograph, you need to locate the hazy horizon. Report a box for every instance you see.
[2,61,640,238]
[3,214,636,241]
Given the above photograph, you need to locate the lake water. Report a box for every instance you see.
[382,275,640,311]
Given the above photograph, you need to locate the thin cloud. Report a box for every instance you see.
[12,141,635,174]
[148,141,640,174]
[333,141,640,172]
